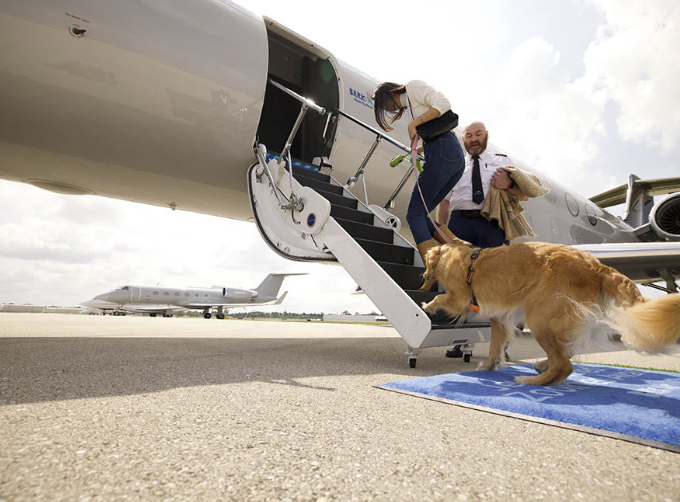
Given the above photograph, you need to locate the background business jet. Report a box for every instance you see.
[1,0,678,365]
[80,273,301,319]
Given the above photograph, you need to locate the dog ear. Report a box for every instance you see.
[428,245,444,274]
[422,245,444,283]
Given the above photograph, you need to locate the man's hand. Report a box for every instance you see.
[490,169,512,189]
[491,168,529,201]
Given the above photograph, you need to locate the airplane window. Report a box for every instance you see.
[153,292,159,296]
[565,193,579,217]
[175,292,180,297]
[164,292,170,296]
[194,294,199,297]
[204,294,208,297]
[185,293,190,297]
[122,286,129,291]
[585,205,598,226]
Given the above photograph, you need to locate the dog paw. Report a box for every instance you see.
[533,360,550,374]
[476,360,498,371]
[421,301,432,313]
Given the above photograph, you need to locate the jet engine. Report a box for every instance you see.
[649,192,680,241]
[222,288,258,299]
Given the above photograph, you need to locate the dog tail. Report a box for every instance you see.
[607,293,680,353]
[600,267,645,307]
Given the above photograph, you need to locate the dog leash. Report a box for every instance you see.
[409,134,458,248]
[409,135,483,313]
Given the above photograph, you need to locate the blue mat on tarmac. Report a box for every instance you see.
[379,364,680,452]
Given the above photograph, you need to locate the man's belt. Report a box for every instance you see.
[450,210,483,218]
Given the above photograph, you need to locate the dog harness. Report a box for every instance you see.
[466,248,482,313]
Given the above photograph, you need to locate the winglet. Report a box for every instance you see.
[272,291,288,305]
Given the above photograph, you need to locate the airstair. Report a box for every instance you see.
[248,80,491,367]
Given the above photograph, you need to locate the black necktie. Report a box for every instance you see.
[471,155,484,204]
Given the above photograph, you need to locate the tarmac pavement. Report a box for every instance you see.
[1,313,679,501]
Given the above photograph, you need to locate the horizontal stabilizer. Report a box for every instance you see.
[590,176,680,208]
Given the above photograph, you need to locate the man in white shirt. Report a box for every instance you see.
[436,121,528,358]
[436,121,527,247]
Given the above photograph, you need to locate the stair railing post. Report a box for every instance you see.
[332,108,424,212]
[254,144,287,208]
[384,169,414,210]
[265,79,326,212]
[277,104,309,211]
[345,135,382,206]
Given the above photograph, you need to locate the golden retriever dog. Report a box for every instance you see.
[420,239,680,386]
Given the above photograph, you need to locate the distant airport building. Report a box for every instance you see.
[45,307,83,315]
[0,304,46,313]
[0,305,83,314]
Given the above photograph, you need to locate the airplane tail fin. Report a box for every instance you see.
[253,273,305,299]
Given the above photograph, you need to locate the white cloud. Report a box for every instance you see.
[486,36,610,194]
[583,0,680,152]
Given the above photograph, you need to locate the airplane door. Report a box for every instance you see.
[131,287,141,301]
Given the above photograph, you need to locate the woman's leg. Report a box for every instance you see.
[406,132,465,244]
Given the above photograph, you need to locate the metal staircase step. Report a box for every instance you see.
[430,321,489,330]
[291,165,331,183]
[404,289,469,325]
[355,238,415,266]
[295,175,344,195]
[330,205,374,224]
[336,218,393,244]
[404,289,437,304]
[377,262,426,291]
[315,189,358,209]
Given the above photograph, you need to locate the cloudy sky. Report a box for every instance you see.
[1,0,678,312]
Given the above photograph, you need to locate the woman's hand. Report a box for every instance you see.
[408,120,419,141]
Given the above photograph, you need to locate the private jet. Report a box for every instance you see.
[1,0,679,366]
[80,273,301,318]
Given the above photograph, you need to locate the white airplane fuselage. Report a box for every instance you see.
[96,285,260,307]
[1,0,679,287]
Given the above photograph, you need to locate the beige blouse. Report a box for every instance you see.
[398,80,452,120]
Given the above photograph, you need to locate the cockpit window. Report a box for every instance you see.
[121,286,129,291]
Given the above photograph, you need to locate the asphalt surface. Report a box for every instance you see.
[1,314,679,501]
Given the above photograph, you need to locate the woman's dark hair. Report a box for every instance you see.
[371,82,407,131]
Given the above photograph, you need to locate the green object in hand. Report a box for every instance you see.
[390,155,405,167]
[390,154,423,172]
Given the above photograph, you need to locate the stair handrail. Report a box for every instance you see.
[333,109,410,153]
[265,79,327,211]
[264,80,420,212]
[269,79,326,115]
[331,109,421,210]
